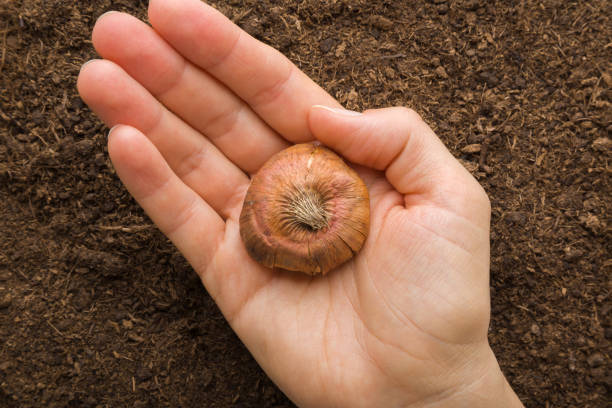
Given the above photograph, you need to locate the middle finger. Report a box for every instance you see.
[92,11,289,174]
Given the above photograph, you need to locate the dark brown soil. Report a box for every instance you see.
[0,0,610,407]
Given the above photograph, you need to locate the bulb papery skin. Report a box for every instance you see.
[239,143,370,275]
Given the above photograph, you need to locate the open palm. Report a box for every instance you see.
[78,1,520,407]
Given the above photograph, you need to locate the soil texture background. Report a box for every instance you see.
[0,0,610,407]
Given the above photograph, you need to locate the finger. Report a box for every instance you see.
[148,0,339,142]
[308,106,491,226]
[107,124,224,274]
[92,11,289,173]
[77,59,249,219]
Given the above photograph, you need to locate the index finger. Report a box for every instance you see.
[148,0,340,142]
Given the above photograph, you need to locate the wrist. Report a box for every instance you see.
[424,346,524,408]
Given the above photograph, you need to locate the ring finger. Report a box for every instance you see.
[77,59,248,219]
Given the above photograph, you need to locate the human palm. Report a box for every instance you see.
[220,172,493,408]
[78,1,520,407]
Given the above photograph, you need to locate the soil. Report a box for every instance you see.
[0,0,610,407]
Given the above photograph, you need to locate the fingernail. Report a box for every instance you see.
[108,124,121,139]
[312,105,362,116]
[96,10,118,23]
[79,59,97,72]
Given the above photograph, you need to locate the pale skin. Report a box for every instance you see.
[76,0,524,407]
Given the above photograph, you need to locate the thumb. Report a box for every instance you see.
[308,105,490,225]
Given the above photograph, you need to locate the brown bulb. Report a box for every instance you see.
[239,142,370,275]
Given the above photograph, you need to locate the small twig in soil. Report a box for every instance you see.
[592,303,600,326]
[514,303,535,316]
[0,24,7,73]
[379,53,407,60]
[478,140,490,172]
[112,351,134,361]
[31,129,48,146]
[94,225,155,232]
[47,320,67,338]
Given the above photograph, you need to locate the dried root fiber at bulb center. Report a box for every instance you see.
[279,186,330,232]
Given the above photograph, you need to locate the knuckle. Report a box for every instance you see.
[164,194,199,237]
[474,183,492,212]
[249,61,294,108]
[397,106,423,123]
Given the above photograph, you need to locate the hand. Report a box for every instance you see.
[77,0,523,406]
